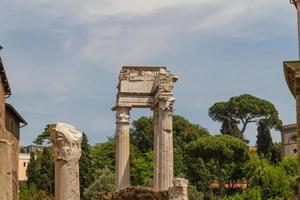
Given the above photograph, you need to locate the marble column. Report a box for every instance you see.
[0,139,13,200]
[153,107,160,190]
[49,123,82,200]
[115,107,131,191]
[157,97,174,191]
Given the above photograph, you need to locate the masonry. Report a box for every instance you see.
[0,53,27,200]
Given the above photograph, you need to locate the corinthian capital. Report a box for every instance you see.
[159,97,175,112]
[49,123,82,162]
[116,107,130,123]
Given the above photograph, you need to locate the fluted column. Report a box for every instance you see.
[115,107,131,191]
[153,107,160,190]
[49,123,82,200]
[294,0,300,58]
[157,97,174,191]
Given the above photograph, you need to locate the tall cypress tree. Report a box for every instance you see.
[256,120,273,158]
[26,152,38,185]
[80,133,94,199]
[38,147,55,196]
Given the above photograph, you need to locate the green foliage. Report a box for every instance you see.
[187,135,250,196]
[83,167,115,200]
[256,119,273,158]
[130,116,154,153]
[80,133,94,198]
[27,152,38,185]
[38,147,55,195]
[91,138,116,171]
[25,147,54,197]
[131,150,154,187]
[19,183,54,200]
[33,125,51,145]
[224,187,262,200]
[187,157,212,195]
[188,184,205,200]
[209,94,282,140]
[270,143,283,165]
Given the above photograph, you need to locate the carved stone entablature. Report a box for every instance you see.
[119,69,157,82]
[49,123,82,162]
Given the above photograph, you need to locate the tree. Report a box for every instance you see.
[130,116,154,153]
[83,167,115,200]
[131,150,154,186]
[91,138,116,171]
[33,125,51,145]
[80,133,94,199]
[209,94,282,140]
[187,157,212,197]
[38,147,55,196]
[256,120,273,158]
[270,143,283,165]
[27,152,38,185]
[187,135,250,196]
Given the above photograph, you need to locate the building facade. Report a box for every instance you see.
[0,53,27,200]
[18,153,30,182]
[281,124,297,157]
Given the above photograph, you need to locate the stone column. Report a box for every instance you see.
[49,123,82,200]
[169,178,189,200]
[157,97,174,191]
[115,107,131,191]
[0,139,13,200]
[153,107,160,190]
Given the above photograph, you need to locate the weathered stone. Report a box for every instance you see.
[0,139,13,200]
[169,178,189,200]
[113,66,178,191]
[49,123,82,200]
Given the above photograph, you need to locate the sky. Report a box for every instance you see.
[0,0,298,146]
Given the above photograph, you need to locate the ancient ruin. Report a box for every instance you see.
[49,123,83,200]
[112,66,179,191]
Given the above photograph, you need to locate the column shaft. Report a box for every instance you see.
[157,99,174,191]
[153,108,160,190]
[115,107,130,191]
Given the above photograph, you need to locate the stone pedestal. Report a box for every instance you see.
[115,107,131,191]
[49,123,82,200]
[0,139,13,200]
[169,178,189,200]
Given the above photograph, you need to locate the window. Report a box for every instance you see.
[290,135,297,144]
[23,162,26,167]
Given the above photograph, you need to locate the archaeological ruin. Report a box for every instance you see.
[112,66,179,191]
[49,123,83,200]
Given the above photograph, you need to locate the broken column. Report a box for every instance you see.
[49,123,82,200]
[115,107,131,191]
[169,178,189,200]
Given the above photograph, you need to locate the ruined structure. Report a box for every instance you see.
[49,123,82,200]
[0,52,27,200]
[112,66,178,191]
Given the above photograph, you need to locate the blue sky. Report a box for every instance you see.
[0,0,298,145]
